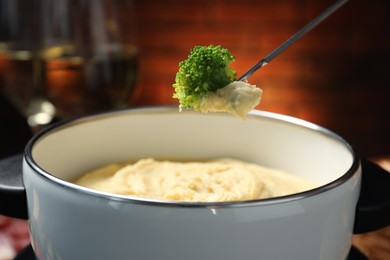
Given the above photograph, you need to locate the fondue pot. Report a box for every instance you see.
[1,107,389,260]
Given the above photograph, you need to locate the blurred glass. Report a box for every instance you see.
[35,0,138,124]
[0,0,138,129]
[0,0,40,118]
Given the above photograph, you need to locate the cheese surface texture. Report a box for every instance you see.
[75,158,315,202]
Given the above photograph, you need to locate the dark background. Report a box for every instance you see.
[1,0,389,158]
[132,0,390,157]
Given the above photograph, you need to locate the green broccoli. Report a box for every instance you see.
[173,45,237,111]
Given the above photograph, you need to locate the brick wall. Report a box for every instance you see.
[132,0,390,157]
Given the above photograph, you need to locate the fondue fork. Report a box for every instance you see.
[238,0,349,81]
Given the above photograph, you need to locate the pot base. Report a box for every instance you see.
[14,244,368,260]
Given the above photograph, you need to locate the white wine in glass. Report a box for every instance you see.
[34,0,139,122]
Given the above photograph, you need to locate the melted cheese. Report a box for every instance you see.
[75,158,315,202]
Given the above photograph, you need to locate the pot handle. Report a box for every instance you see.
[354,158,390,234]
[0,153,28,219]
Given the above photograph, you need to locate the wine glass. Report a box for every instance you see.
[30,0,138,126]
[0,0,39,117]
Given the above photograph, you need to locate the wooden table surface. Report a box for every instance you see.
[352,156,390,260]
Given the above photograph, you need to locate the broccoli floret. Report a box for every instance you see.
[173,45,237,110]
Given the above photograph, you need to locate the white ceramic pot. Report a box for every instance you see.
[1,107,389,260]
